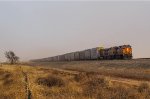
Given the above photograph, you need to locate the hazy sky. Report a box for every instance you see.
[0,1,150,61]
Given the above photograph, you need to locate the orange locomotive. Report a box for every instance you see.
[99,45,132,59]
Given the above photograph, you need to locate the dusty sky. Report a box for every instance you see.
[0,1,150,61]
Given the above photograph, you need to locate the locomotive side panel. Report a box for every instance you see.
[108,47,118,59]
[102,48,109,59]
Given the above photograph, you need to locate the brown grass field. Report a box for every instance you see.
[0,59,150,99]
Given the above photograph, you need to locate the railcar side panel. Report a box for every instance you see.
[91,48,99,60]
[74,52,80,61]
[85,49,91,60]
[79,51,85,60]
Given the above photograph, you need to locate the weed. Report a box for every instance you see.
[37,75,65,87]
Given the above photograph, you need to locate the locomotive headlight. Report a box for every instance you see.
[126,48,129,52]
[126,48,132,54]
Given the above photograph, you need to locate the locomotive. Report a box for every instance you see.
[32,45,132,62]
[100,45,132,59]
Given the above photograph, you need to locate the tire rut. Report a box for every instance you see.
[20,66,32,99]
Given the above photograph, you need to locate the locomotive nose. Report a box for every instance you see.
[126,48,132,54]
[126,48,129,52]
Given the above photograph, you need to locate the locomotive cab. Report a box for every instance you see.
[122,45,132,59]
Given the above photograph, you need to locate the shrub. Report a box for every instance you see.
[83,77,110,98]
[74,72,101,82]
[0,71,13,85]
[74,72,87,82]
[0,72,11,80]
[0,95,11,99]
[138,83,150,93]
[37,75,65,87]
[85,77,109,88]
[110,86,132,99]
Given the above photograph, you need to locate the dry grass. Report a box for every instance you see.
[0,59,150,99]
[28,59,150,81]
[36,75,66,87]
[0,65,26,99]
[26,66,150,99]
[25,67,83,99]
[138,83,150,93]
[73,72,150,99]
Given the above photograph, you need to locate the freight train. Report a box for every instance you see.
[32,45,132,62]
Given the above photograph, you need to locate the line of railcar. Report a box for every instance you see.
[32,45,132,62]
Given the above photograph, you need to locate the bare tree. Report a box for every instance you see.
[5,51,19,64]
